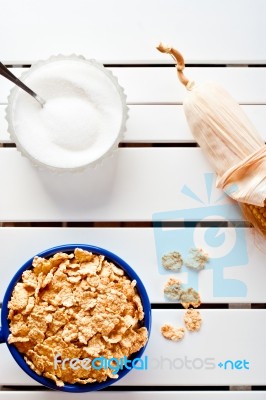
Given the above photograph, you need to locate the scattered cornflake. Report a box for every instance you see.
[163,278,201,309]
[184,309,202,332]
[179,288,201,309]
[8,248,148,386]
[164,278,182,301]
[162,277,203,341]
[184,248,209,271]
[162,251,183,271]
[161,324,185,341]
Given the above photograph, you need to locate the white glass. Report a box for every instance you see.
[6,55,128,172]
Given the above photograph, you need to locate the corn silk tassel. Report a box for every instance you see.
[157,43,266,238]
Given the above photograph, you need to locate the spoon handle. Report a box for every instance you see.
[0,62,45,107]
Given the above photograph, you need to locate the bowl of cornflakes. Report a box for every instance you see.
[0,244,151,392]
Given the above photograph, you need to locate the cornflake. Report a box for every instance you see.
[8,248,148,387]
[164,278,182,301]
[180,288,201,309]
[184,309,202,332]
[164,278,201,308]
[161,325,185,341]
[184,248,209,271]
[162,251,183,271]
[161,277,202,342]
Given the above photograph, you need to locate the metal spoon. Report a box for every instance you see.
[0,61,45,107]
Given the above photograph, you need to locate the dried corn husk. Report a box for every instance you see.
[157,43,266,238]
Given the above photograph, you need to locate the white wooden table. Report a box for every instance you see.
[0,0,266,398]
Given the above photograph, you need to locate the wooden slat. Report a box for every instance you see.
[1,68,266,105]
[0,227,265,303]
[1,104,266,144]
[0,392,264,399]
[0,310,265,386]
[114,67,266,105]
[0,106,8,143]
[0,147,244,222]
[0,0,265,64]
[95,104,266,142]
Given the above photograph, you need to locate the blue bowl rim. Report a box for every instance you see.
[1,244,151,392]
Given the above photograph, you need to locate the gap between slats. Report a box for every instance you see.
[3,389,266,396]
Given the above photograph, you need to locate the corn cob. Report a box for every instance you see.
[157,43,266,238]
[241,202,266,235]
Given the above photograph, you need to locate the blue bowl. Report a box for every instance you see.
[0,244,151,392]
